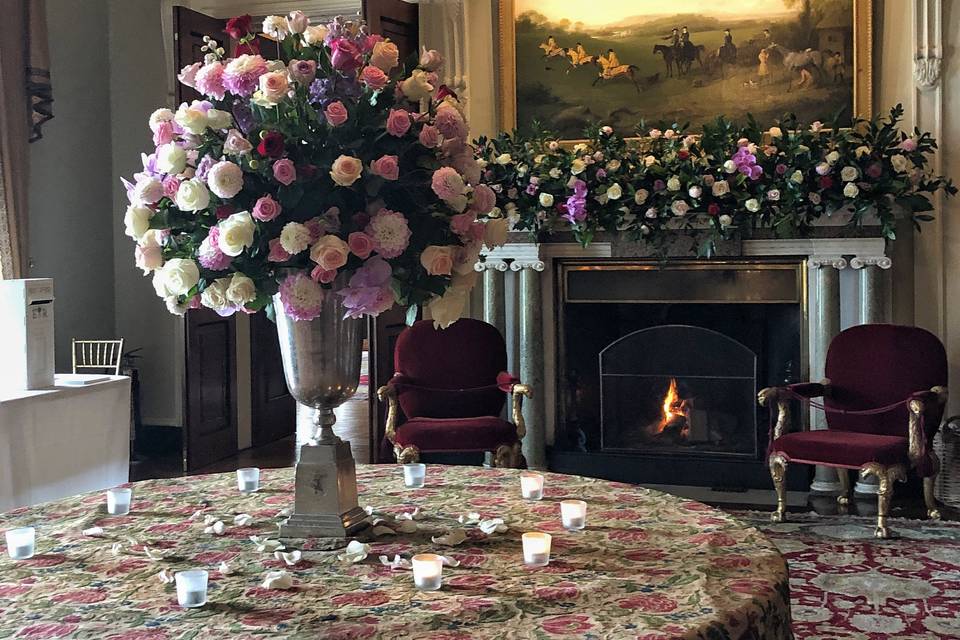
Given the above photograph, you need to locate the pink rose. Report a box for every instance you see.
[178,62,201,88]
[386,109,411,137]
[418,124,440,148]
[431,166,466,202]
[435,104,466,140]
[310,234,349,271]
[161,176,180,198]
[348,231,374,259]
[449,212,476,237]
[370,155,399,181]
[252,195,281,221]
[152,121,175,146]
[310,265,337,284]
[419,48,443,72]
[469,184,496,214]
[900,137,918,152]
[135,244,163,274]
[420,245,455,275]
[267,238,291,262]
[360,66,389,91]
[324,101,349,127]
[273,159,296,186]
[330,155,363,186]
[288,59,317,85]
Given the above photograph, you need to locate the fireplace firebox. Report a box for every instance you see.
[552,259,807,490]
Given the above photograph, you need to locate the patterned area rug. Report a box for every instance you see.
[730,511,960,639]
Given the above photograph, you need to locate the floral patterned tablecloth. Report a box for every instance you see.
[0,465,792,639]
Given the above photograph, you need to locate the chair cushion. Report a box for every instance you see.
[393,382,506,420]
[771,430,909,468]
[394,416,519,452]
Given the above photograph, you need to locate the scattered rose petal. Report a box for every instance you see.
[144,546,165,561]
[363,506,376,516]
[397,507,422,521]
[379,554,411,570]
[204,521,226,535]
[431,529,468,546]
[261,570,294,589]
[478,518,507,534]
[457,512,481,525]
[233,514,254,526]
[110,543,123,556]
[440,555,461,567]
[274,550,302,566]
[188,509,205,521]
[157,568,176,584]
[82,526,105,537]
[250,536,285,553]
[275,508,292,518]
[337,540,370,563]
[203,515,218,526]
[218,561,235,575]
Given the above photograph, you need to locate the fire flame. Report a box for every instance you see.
[662,378,681,425]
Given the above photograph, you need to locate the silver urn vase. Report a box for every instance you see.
[273,288,370,542]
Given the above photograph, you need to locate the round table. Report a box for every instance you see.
[0,465,792,639]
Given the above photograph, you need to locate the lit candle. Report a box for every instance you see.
[411,553,443,590]
[4,527,35,560]
[520,472,544,500]
[560,500,587,531]
[175,570,209,608]
[106,487,133,515]
[522,532,552,567]
[403,463,426,488]
[236,467,261,493]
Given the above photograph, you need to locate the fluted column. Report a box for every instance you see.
[517,260,547,470]
[809,256,846,493]
[481,263,507,337]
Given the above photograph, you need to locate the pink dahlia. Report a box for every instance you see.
[365,208,411,258]
[338,256,394,318]
[198,227,232,270]
[431,166,465,202]
[222,54,268,97]
[195,62,226,100]
[278,272,324,321]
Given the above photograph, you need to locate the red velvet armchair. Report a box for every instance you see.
[759,324,948,538]
[376,319,531,468]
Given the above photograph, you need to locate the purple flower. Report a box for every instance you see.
[525,182,539,195]
[231,102,257,134]
[775,163,788,175]
[562,179,588,224]
[337,256,395,319]
[731,146,763,181]
[197,227,232,271]
[653,179,666,192]
[596,168,607,179]
[195,156,216,182]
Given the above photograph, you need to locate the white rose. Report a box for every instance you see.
[667,176,681,191]
[723,160,737,173]
[400,69,434,102]
[639,224,650,235]
[149,108,174,130]
[483,218,510,249]
[606,183,622,200]
[790,170,804,184]
[606,159,621,172]
[495,153,512,165]
[279,221,311,255]
[427,286,469,329]
[644,155,658,167]
[719,214,733,226]
[634,189,649,205]
[174,102,208,135]
[809,192,822,204]
[218,211,256,256]
[712,180,730,197]
[302,25,328,46]
[206,108,233,130]
[645,207,658,219]
[687,185,702,199]
[225,273,257,306]
[124,204,153,240]
[223,129,253,155]
[825,150,841,165]
[671,200,690,216]
[132,178,164,205]
[159,258,199,296]
[840,166,858,182]
[165,296,189,316]
[890,154,910,173]
[201,277,231,311]
[843,183,860,198]
[539,192,554,207]
[573,143,588,153]
[570,159,586,175]
[768,126,783,139]
[286,10,309,34]
[767,189,781,201]
[745,198,760,213]
[516,164,528,177]
[549,168,562,179]
[262,15,289,40]
[152,270,170,298]
[855,145,871,158]
[206,161,244,199]
[156,142,187,175]
[175,178,210,212]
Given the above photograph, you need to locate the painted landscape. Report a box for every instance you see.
[514,0,855,138]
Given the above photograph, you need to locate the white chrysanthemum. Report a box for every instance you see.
[279,222,312,255]
[262,15,289,40]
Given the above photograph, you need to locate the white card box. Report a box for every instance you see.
[0,279,55,390]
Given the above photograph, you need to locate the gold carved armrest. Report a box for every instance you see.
[908,386,948,465]
[510,384,532,440]
[758,387,792,441]
[376,383,400,446]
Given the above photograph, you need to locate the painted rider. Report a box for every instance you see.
[572,41,590,65]
[719,28,737,64]
[663,27,679,49]
[539,35,561,56]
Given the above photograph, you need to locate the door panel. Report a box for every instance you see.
[363,0,419,61]
[173,7,225,105]
[251,313,295,447]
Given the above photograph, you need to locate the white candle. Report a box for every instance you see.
[106,488,133,515]
[560,500,587,531]
[403,463,426,488]
[5,527,35,560]
[175,570,209,608]
[520,472,544,501]
[522,532,552,567]
[236,467,260,493]
[411,553,443,591]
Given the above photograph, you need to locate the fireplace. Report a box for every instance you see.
[553,259,807,489]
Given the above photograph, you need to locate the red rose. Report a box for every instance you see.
[708,202,721,216]
[540,614,594,635]
[298,164,318,180]
[435,85,458,102]
[257,131,285,158]
[235,40,260,55]
[215,204,235,220]
[224,14,252,39]
[678,149,690,160]
[819,175,834,189]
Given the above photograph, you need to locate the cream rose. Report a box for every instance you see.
[206,161,244,199]
[634,189,649,205]
[309,234,349,271]
[286,10,309,34]
[124,204,153,240]
[206,108,233,130]
[156,143,187,175]
[790,170,804,184]
[712,180,731,197]
[279,222,311,256]
[495,153,512,165]
[302,25,328,46]
[420,245,455,275]
[262,15,289,40]
[825,150,841,165]
[483,218,510,249]
[218,211,256,256]
[427,286,469,329]
[667,176,681,192]
[225,273,257,306]
[330,155,363,187]
[570,159,586,175]
[159,258,200,296]
[843,183,860,198]
[840,166,858,182]
[606,184,623,200]
[258,71,289,104]
[175,179,210,212]
[768,126,783,139]
[174,103,208,135]
[201,277,231,311]
[745,198,761,213]
[719,214,733,226]
[400,69,434,102]
[539,192,554,208]
[890,154,910,173]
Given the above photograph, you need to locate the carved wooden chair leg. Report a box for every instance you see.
[394,445,420,464]
[769,453,788,523]
[860,463,907,539]
[492,444,515,468]
[923,452,942,520]
[836,468,851,511]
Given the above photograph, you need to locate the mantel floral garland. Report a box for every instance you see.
[122,12,506,327]
[477,106,956,255]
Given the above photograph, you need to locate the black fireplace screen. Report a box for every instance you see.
[599,325,758,457]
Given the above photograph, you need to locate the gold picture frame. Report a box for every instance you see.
[497,0,873,140]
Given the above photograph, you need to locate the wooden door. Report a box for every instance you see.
[173,6,224,104]
[363,0,419,60]
[184,309,238,470]
[250,313,295,447]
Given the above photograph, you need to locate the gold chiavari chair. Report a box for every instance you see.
[71,339,125,376]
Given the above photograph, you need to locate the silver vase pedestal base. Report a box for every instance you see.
[278,435,371,546]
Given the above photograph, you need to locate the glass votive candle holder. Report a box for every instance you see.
[411,553,443,591]
[175,570,209,608]
[403,463,426,488]
[520,472,544,501]
[236,467,260,493]
[560,500,587,531]
[106,487,133,515]
[5,527,36,560]
[522,532,552,567]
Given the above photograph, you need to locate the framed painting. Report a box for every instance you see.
[497,0,873,140]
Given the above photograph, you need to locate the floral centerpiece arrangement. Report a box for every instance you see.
[477,106,955,255]
[122,12,505,327]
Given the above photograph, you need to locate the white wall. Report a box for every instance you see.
[28,0,115,371]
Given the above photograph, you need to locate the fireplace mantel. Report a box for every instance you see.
[476,232,890,494]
